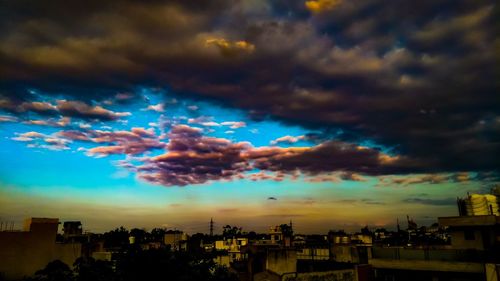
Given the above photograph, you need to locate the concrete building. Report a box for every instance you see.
[248,246,369,281]
[214,238,249,267]
[329,231,372,264]
[438,215,500,251]
[296,248,330,261]
[369,191,500,281]
[62,221,82,238]
[164,230,188,251]
[0,218,82,280]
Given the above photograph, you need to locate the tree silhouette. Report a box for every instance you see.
[150,228,166,242]
[279,224,293,237]
[103,226,129,248]
[222,225,242,238]
[28,260,74,281]
[73,257,114,281]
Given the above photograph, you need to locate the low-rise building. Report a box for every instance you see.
[369,190,500,280]
[0,218,82,280]
[438,215,500,251]
[164,230,188,251]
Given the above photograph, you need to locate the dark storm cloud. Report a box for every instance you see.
[136,125,252,186]
[249,141,426,176]
[129,125,428,186]
[1,0,498,175]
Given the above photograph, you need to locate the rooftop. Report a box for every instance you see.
[438,215,500,227]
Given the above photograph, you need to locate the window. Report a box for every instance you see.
[464,230,475,240]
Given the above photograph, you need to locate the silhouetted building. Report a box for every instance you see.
[0,218,82,280]
[62,221,82,237]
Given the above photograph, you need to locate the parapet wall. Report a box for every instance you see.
[266,249,297,275]
[283,269,357,281]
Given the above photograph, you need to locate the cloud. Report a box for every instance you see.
[56,100,131,121]
[87,146,125,156]
[0,115,18,122]
[12,131,71,150]
[0,0,497,178]
[270,135,307,145]
[143,103,165,112]
[248,171,285,182]
[0,99,58,115]
[304,173,341,183]
[340,172,366,182]
[305,0,342,13]
[23,117,71,127]
[377,173,471,186]
[402,197,456,206]
[221,121,246,129]
[205,38,255,56]
[134,125,251,186]
[59,127,165,157]
[0,97,130,122]
[114,124,429,187]
[361,199,386,205]
[249,141,422,176]
[188,116,220,127]
[13,131,46,141]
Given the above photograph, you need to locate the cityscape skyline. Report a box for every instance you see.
[0,0,498,233]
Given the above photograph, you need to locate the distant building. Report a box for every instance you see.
[269,226,283,244]
[328,231,372,264]
[0,218,82,280]
[164,230,188,251]
[62,221,82,237]
[214,238,249,267]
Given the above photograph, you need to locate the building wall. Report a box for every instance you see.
[254,270,281,281]
[450,229,485,250]
[283,269,357,281]
[371,247,487,262]
[266,249,297,275]
[297,248,330,260]
[92,251,112,261]
[215,240,228,250]
[0,218,81,280]
[54,243,82,266]
[164,232,187,250]
[369,259,484,273]
[332,245,358,263]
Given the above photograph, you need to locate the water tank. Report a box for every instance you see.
[465,194,499,216]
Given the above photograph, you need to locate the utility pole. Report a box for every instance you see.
[210,218,214,237]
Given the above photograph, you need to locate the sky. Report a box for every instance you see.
[0,0,498,234]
